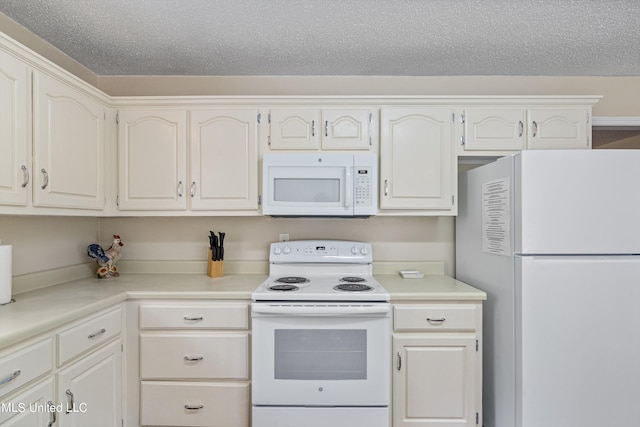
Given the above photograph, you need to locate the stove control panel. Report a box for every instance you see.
[269,240,373,263]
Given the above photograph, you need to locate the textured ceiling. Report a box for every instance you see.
[0,0,639,76]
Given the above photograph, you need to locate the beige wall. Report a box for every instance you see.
[0,215,454,276]
[99,216,455,275]
[0,216,98,276]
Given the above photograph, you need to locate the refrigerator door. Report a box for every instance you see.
[517,255,640,427]
[515,150,640,255]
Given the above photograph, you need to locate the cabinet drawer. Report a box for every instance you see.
[394,304,478,331]
[140,333,248,380]
[140,381,249,427]
[0,339,52,398]
[139,303,248,329]
[57,307,122,366]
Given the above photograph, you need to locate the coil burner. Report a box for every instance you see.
[268,284,300,292]
[333,283,373,292]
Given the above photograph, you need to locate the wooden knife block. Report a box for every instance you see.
[207,249,224,278]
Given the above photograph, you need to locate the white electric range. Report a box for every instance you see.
[251,240,391,427]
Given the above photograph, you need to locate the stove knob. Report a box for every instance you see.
[351,246,359,255]
[283,245,292,254]
[273,246,282,255]
[360,246,369,255]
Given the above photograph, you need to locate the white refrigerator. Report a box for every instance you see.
[456,150,640,427]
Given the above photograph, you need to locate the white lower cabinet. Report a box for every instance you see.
[133,301,250,427]
[0,378,55,426]
[0,305,123,427]
[392,303,482,427]
[56,340,122,427]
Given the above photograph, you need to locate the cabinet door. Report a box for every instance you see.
[321,109,375,150]
[528,108,590,149]
[462,108,526,151]
[0,378,55,426]
[380,108,454,210]
[0,49,30,206]
[57,340,122,427]
[117,109,187,210]
[393,335,478,427]
[189,109,258,210]
[269,108,320,150]
[33,72,105,209]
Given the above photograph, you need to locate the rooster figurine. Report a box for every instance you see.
[87,235,124,279]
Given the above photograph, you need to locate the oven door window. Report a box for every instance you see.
[275,329,366,380]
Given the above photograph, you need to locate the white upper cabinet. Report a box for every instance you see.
[189,109,259,210]
[0,48,29,206]
[461,108,526,151]
[380,107,455,213]
[269,108,376,151]
[461,106,591,152]
[527,108,590,149]
[33,72,105,210]
[117,109,188,211]
[117,108,259,212]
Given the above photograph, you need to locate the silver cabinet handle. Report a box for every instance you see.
[396,352,402,371]
[190,181,196,198]
[177,181,183,197]
[184,316,203,321]
[88,328,106,339]
[21,165,29,188]
[65,389,74,414]
[41,168,49,190]
[0,370,21,386]
[518,121,524,137]
[184,355,204,362]
[311,120,315,137]
[184,404,204,410]
[325,120,329,137]
[532,121,538,138]
[47,401,56,427]
[384,179,389,197]
[426,317,446,325]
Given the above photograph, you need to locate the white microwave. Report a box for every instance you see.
[262,152,378,217]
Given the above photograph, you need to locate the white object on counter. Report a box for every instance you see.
[399,270,424,279]
[0,243,11,305]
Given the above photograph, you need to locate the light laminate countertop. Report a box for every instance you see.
[0,273,485,348]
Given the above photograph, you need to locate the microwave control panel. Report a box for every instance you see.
[355,167,373,207]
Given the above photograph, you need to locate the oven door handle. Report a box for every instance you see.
[251,304,390,316]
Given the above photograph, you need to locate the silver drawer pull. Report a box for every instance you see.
[426,317,446,324]
[0,370,21,386]
[184,316,203,321]
[184,404,204,411]
[184,355,204,362]
[88,328,106,339]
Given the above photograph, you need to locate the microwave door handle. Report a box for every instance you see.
[345,168,353,208]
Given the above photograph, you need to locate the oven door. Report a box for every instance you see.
[251,303,391,406]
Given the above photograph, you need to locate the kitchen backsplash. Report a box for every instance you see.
[1,215,455,277]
